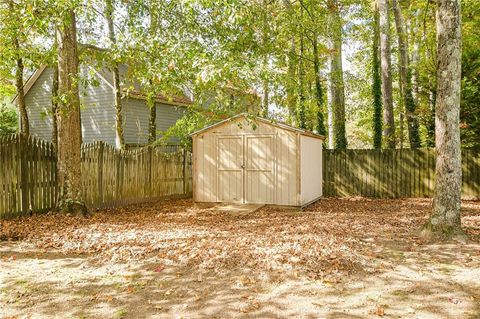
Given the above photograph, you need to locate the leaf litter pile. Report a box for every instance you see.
[1,198,479,281]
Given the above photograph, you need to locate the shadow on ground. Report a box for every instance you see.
[1,198,480,318]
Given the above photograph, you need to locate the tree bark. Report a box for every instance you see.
[422,0,463,239]
[297,20,306,129]
[372,4,382,149]
[9,1,29,136]
[392,0,421,148]
[313,35,326,137]
[287,38,297,124]
[328,0,347,149]
[378,0,395,148]
[147,90,156,144]
[15,56,29,136]
[55,9,88,215]
[52,61,59,152]
[105,0,125,149]
[147,6,158,144]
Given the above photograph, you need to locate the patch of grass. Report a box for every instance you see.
[436,265,455,274]
[115,308,128,318]
[391,289,410,301]
[14,279,28,286]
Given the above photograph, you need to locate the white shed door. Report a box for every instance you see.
[217,135,275,204]
[217,136,244,203]
[245,136,274,204]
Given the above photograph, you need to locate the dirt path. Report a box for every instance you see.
[1,198,480,318]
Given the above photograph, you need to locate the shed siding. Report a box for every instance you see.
[193,118,299,206]
[193,132,217,202]
[300,135,323,205]
[25,66,117,145]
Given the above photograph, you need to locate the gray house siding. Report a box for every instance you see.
[123,97,184,145]
[25,66,117,145]
[25,67,55,141]
[25,66,184,147]
[123,98,149,145]
[79,67,116,145]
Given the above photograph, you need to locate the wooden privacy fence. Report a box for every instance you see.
[323,148,480,199]
[0,134,192,218]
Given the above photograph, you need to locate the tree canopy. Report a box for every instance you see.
[0,0,478,149]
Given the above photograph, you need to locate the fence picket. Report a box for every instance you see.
[0,135,193,218]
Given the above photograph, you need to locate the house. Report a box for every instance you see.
[17,62,192,147]
[191,114,325,207]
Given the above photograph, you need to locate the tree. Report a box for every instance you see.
[0,102,17,136]
[55,7,88,215]
[392,0,421,148]
[105,0,125,149]
[378,0,395,148]
[372,2,382,149]
[5,1,29,135]
[51,60,59,153]
[328,0,347,149]
[422,0,463,239]
[297,8,307,129]
[313,35,326,137]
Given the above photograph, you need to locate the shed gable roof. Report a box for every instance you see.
[190,113,325,140]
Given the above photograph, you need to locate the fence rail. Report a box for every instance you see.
[0,134,192,218]
[2,135,479,218]
[323,148,480,199]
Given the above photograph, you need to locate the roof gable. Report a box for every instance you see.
[14,63,192,107]
[190,113,325,140]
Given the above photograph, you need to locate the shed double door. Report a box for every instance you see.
[217,135,274,204]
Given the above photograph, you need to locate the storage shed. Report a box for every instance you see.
[191,114,325,207]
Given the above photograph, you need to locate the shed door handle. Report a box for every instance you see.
[241,164,245,169]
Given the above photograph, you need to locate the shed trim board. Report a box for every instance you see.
[190,113,325,140]
[192,114,323,207]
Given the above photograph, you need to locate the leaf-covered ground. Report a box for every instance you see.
[1,198,480,318]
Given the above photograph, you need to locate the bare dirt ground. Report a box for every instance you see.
[1,198,479,319]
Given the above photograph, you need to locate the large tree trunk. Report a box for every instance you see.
[392,0,421,148]
[147,89,156,144]
[297,21,306,129]
[147,7,158,144]
[378,0,395,148]
[52,61,59,152]
[9,1,29,136]
[287,38,297,124]
[312,35,326,137]
[105,0,125,149]
[327,67,334,149]
[328,0,347,149]
[55,9,87,215]
[15,56,29,136]
[410,9,421,105]
[422,0,463,239]
[372,4,382,149]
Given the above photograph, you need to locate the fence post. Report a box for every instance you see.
[148,146,153,198]
[19,134,29,215]
[97,142,104,205]
[115,151,121,204]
